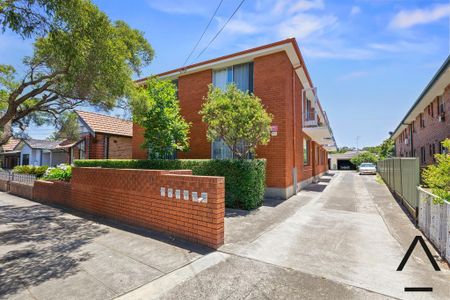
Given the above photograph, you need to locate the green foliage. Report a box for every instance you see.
[350,152,378,167]
[200,84,273,159]
[50,112,79,141]
[133,77,190,159]
[42,164,72,181]
[74,159,267,210]
[422,139,450,204]
[331,146,354,154]
[13,165,48,177]
[378,138,395,159]
[0,0,154,145]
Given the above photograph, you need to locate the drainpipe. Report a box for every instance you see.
[292,65,303,195]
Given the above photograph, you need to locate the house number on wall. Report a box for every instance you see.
[160,187,207,204]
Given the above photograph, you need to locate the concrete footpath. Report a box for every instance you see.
[1,172,449,299]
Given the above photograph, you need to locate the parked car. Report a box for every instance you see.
[359,163,377,175]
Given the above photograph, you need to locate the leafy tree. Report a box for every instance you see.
[200,83,273,159]
[362,146,380,154]
[350,151,378,167]
[378,138,395,159]
[331,146,354,154]
[0,0,154,145]
[50,112,79,141]
[133,77,190,159]
[422,139,450,204]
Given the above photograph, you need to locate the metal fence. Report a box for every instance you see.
[0,169,11,181]
[377,158,420,218]
[11,173,36,185]
[418,187,450,264]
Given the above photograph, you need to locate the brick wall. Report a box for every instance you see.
[0,178,9,192]
[177,69,213,159]
[33,168,225,248]
[108,135,132,159]
[9,182,33,200]
[34,180,71,205]
[254,52,293,189]
[132,124,148,159]
[88,133,105,159]
[395,83,450,166]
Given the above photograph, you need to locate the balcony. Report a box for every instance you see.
[303,108,336,150]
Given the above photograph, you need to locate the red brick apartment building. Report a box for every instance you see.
[133,38,337,199]
[69,110,133,162]
[392,55,450,166]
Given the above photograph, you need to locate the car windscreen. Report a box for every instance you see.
[360,163,375,168]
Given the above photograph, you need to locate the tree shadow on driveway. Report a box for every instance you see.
[0,204,109,298]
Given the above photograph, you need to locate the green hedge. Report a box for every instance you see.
[13,165,49,177]
[74,159,266,210]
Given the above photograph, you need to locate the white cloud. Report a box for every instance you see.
[224,18,261,34]
[390,4,450,29]
[288,0,325,14]
[350,6,361,16]
[277,14,337,39]
[368,40,436,54]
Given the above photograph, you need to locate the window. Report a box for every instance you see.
[79,140,86,159]
[212,139,251,159]
[212,63,254,160]
[412,121,416,133]
[212,139,233,159]
[419,113,425,128]
[212,62,254,93]
[303,138,310,165]
[22,154,29,165]
[420,147,426,164]
[438,96,445,114]
[431,102,434,117]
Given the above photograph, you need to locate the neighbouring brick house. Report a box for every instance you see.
[133,38,337,199]
[392,55,450,166]
[0,138,21,169]
[69,110,133,162]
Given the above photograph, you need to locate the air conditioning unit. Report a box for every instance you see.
[404,138,409,145]
[438,112,445,122]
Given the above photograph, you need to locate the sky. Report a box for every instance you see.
[1,0,449,148]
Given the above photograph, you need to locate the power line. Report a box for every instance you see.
[183,0,224,66]
[195,0,246,61]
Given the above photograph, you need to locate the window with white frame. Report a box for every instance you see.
[303,138,310,165]
[211,62,254,159]
[212,62,253,93]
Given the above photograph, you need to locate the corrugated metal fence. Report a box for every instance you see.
[377,158,420,218]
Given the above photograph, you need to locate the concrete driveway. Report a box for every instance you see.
[123,171,450,300]
[1,172,450,299]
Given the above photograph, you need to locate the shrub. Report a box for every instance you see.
[13,165,49,177]
[350,152,378,167]
[422,139,450,204]
[74,159,266,210]
[43,164,72,182]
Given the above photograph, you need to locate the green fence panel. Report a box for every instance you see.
[377,157,420,217]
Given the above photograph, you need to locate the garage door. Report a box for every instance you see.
[337,159,356,170]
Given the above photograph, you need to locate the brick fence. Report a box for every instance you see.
[32,167,225,249]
